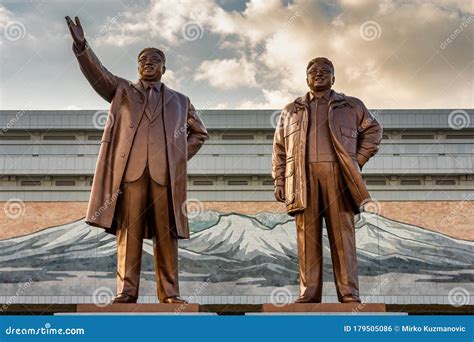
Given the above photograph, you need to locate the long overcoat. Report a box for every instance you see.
[272,90,383,215]
[73,41,208,239]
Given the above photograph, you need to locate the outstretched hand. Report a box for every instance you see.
[65,16,85,49]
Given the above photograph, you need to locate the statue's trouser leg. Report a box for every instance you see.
[319,162,360,302]
[295,162,360,302]
[295,162,325,302]
[147,178,180,302]
[115,167,148,299]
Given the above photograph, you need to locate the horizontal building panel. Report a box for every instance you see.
[0,188,472,202]
[1,140,473,156]
[1,109,473,130]
[1,154,473,175]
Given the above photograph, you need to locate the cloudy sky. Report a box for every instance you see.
[0,0,472,110]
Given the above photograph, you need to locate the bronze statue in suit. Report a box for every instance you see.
[272,57,382,303]
[66,16,208,304]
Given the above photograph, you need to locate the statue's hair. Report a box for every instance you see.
[138,47,166,65]
[306,57,334,73]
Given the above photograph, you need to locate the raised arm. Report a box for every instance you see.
[186,99,208,161]
[65,16,118,103]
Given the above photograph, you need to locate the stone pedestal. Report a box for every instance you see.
[261,303,386,313]
[76,303,199,313]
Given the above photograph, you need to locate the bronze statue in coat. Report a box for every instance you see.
[66,16,208,304]
[272,57,382,303]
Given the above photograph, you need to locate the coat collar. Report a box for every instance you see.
[308,89,331,102]
[130,80,175,106]
[294,89,350,109]
[139,79,162,92]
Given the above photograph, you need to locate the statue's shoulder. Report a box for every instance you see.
[163,84,188,102]
[282,102,295,113]
[116,77,129,86]
[282,94,307,113]
[341,94,366,109]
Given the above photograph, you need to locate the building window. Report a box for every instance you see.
[400,179,422,185]
[435,179,456,185]
[446,134,474,139]
[401,134,434,139]
[222,134,254,140]
[0,135,31,140]
[55,180,76,186]
[20,180,41,186]
[366,179,387,185]
[193,180,214,185]
[43,135,76,140]
[228,180,248,185]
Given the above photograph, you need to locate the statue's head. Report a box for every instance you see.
[138,47,166,82]
[306,57,335,93]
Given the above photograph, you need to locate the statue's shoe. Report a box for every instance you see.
[162,296,189,304]
[112,293,137,304]
[294,295,321,304]
[340,295,361,303]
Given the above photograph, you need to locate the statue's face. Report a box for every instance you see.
[306,62,334,92]
[138,50,166,81]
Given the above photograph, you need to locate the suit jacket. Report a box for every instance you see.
[122,82,169,184]
[73,41,209,239]
[272,90,382,215]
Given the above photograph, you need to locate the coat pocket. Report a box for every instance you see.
[340,125,357,155]
[284,119,300,137]
[284,157,296,204]
[101,128,112,143]
[285,157,295,177]
[351,156,361,173]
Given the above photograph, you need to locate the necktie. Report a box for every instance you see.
[145,85,159,121]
